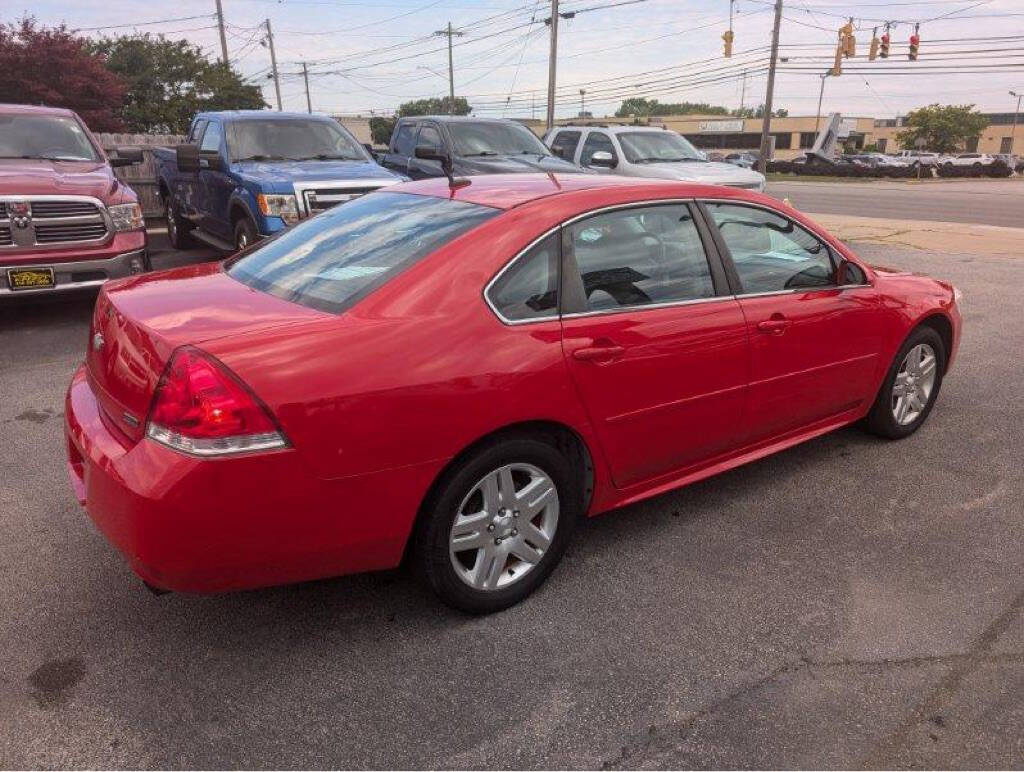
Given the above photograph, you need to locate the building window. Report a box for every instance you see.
[1000,136,1013,153]
[966,137,979,152]
[877,138,888,152]
[799,132,817,149]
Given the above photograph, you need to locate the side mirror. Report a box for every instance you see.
[110,146,143,167]
[200,153,224,172]
[589,151,617,169]
[176,144,200,174]
[414,144,447,164]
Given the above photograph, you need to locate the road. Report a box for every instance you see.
[766,178,1024,228]
[1,232,1022,767]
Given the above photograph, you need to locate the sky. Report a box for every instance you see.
[16,0,1024,120]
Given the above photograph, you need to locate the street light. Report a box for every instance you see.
[1011,90,1023,154]
[815,70,831,134]
[579,89,586,120]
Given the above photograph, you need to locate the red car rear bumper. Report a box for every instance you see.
[64,365,442,593]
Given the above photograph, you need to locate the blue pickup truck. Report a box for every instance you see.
[155,111,406,252]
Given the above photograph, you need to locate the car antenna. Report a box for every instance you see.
[415,145,470,190]
[545,170,562,189]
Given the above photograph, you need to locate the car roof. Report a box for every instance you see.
[195,110,336,121]
[398,115,528,124]
[389,173,760,210]
[553,124,673,134]
[0,103,77,117]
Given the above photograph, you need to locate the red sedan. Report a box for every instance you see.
[65,174,961,613]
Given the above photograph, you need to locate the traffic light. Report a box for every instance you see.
[908,24,920,60]
[722,29,734,57]
[831,43,843,76]
[879,28,890,58]
[869,27,879,60]
[838,18,855,58]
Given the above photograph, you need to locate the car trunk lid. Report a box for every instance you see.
[85,263,327,443]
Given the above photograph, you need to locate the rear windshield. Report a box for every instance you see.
[227,192,498,313]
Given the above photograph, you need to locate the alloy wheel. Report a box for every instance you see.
[892,343,937,425]
[448,463,559,591]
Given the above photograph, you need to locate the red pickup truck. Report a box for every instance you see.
[1,104,149,296]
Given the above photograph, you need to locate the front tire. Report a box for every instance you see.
[414,435,581,614]
[234,217,258,253]
[863,326,945,439]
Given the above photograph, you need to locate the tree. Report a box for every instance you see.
[369,116,396,146]
[896,103,989,153]
[0,18,126,131]
[753,104,788,118]
[615,97,730,117]
[91,34,265,134]
[397,96,471,117]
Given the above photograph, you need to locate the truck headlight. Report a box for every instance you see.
[257,194,299,225]
[953,286,963,306]
[108,203,144,232]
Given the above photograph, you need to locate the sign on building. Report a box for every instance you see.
[697,120,745,133]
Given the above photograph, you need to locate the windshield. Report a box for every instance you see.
[449,122,551,157]
[0,114,99,162]
[228,192,498,313]
[228,119,368,162]
[617,131,705,163]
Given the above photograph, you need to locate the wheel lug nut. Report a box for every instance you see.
[494,537,502,545]
[487,524,495,531]
[511,528,518,536]
[512,510,519,518]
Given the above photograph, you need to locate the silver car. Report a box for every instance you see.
[544,125,766,191]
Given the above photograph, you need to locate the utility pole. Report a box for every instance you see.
[815,71,829,133]
[757,0,783,171]
[1011,90,1022,153]
[214,0,229,66]
[739,70,747,113]
[545,0,559,130]
[434,22,464,114]
[580,89,586,119]
[302,62,312,113]
[265,19,282,111]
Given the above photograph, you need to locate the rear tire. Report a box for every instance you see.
[414,435,581,614]
[863,326,946,439]
[165,198,195,250]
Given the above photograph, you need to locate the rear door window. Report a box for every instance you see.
[486,233,560,322]
[416,124,442,152]
[228,192,498,314]
[550,130,582,161]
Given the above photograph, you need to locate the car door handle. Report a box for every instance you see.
[572,343,625,362]
[756,318,792,335]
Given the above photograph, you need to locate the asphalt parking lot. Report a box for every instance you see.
[1,223,1022,767]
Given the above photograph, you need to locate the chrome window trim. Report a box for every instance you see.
[698,197,874,294]
[0,194,112,250]
[485,198,729,326]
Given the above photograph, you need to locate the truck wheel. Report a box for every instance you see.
[234,218,258,253]
[166,200,195,250]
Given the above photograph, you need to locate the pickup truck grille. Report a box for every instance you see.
[301,187,381,215]
[0,197,109,248]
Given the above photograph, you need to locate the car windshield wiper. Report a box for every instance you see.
[3,154,91,161]
[234,154,287,162]
[294,153,363,161]
[462,151,499,157]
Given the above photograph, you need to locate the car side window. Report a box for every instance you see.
[200,121,223,153]
[704,203,837,294]
[487,233,559,322]
[550,130,582,161]
[393,123,417,156]
[843,261,868,285]
[416,124,442,153]
[566,204,715,312]
[580,132,617,167]
[188,119,208,145]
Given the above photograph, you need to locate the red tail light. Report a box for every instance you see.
[145,347,287,456]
